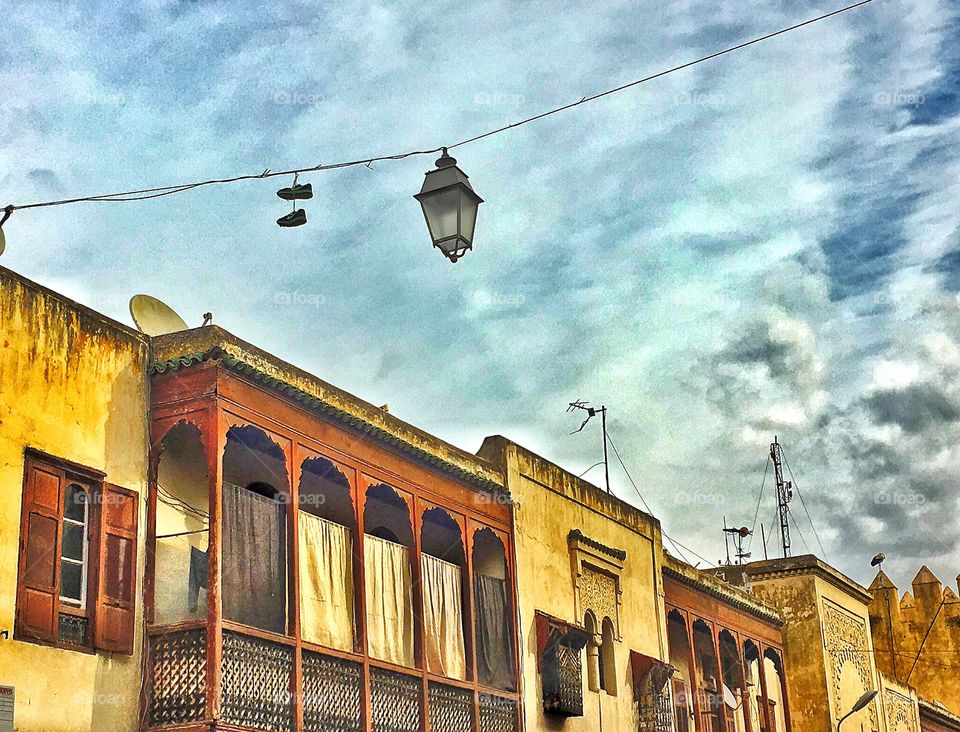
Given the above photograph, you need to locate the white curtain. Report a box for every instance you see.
[364,534,414,666]
[421,553,466,679]
[299,512,354,651]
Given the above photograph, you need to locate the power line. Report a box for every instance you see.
[783,451,827,559]
[747,455,770,554]
[605,431,717,568]
[1,0,874,218]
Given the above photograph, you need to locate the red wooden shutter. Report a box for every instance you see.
[93,483,139,654]
[16,460,63,642]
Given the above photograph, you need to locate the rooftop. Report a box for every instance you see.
[737,554,873,606]
[151,325,506,496]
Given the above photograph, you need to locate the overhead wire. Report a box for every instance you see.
[1,0,874,217]
[605,431,717,568]
[747,455,770,554]
[783,451,827,559]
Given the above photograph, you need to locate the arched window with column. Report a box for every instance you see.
[693,620,722,732]
[667,610,695,732]
[420,507,467,680]
[744,641,767,732]
[763,649,788,732]
[297,455,356,652]
[154,421,209,626]
[600,616,618,696]
[221,424,290,635]
[472,526,516,691]
[363,483,415,667]
[719,631,747,732]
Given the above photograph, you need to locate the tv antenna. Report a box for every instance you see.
[723,518,752,565]
[770,436,793,558]
[567,399,610,494]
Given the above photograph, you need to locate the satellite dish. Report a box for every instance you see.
[0,226,5,257]
[130,294,189,336]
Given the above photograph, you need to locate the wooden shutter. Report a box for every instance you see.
[93,483,139,654]
[16,460,63,642]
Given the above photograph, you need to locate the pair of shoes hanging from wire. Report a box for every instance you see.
[276,173,312,227]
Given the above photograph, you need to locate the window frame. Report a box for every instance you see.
[16,451,104,652]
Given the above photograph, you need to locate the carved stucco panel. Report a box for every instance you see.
[823,601,879,732]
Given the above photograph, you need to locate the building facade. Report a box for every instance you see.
[0,267,150,731]
[869,567,960,717]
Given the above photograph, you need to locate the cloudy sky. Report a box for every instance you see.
[3,0,958,592]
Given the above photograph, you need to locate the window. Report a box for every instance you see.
[16,452,139,654]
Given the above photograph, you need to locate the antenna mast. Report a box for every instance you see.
[770,436,793,557]
[567,400,611,493]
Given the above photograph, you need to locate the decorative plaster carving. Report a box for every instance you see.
[883,689,918,732]
[822,601,879,732]
[568,530,625,639]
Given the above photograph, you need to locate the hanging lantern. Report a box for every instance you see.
[414,148,483,263]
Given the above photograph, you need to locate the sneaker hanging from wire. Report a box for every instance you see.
[277,209,307,227]
[277,173,313,201]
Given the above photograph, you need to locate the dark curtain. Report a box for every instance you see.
[474,575,515,690]
[222,483,286,633]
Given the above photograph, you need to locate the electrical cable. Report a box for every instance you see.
[782,451,827,559]
[747,456,770,554]
[1,0,874,218]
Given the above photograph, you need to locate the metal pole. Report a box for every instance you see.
[601,406,611,494]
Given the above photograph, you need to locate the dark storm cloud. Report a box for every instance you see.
[864,384,960,434]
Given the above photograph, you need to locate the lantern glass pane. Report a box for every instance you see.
[421,189,461,242]
[459,191,478,244]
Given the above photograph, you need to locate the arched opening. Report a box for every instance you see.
[221,425,289,634]
[744,641,766,732]
[584,611,601,693]
[363,483,414,666]
[719,631,747,732]
[693,620,721,732]
[420,507,466,679]
[297,456,355,651]
[600,616,617,696]
[472,527,515,690]
[667,611,695,732]
[764,649,788,732]
[154,421,209,626]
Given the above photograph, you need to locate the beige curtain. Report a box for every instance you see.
[422,554,466,680]
[298,512,354,651]
[364,534,414,666]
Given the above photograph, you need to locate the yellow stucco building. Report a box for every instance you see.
[0,266,149,731]
[869,567,960,718]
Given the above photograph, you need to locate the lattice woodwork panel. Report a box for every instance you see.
[370,667,421,732]
[637,679,674,732]
[479,693,519,732]
[542,642,584,717]
[220,631,294,732]
[429,682,473,732]
[302,651,363,732]
[148,628,206,726]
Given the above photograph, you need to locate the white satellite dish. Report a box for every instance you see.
[129,294,189,336]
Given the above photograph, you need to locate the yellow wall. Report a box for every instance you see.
[478,436,668,732]
[869,568,960,717]
[0,267,149,732]
[744,559,887,732]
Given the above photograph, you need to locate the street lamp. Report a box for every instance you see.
[837,690,878,732]
[414,148,483,263]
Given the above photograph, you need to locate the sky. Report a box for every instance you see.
[2,0,959,593]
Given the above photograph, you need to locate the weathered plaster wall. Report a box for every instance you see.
[742,562,884,732]
[869,568,960,717]
[478,435,668,732]
[0,267,149,732]
[747,573,832,732]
